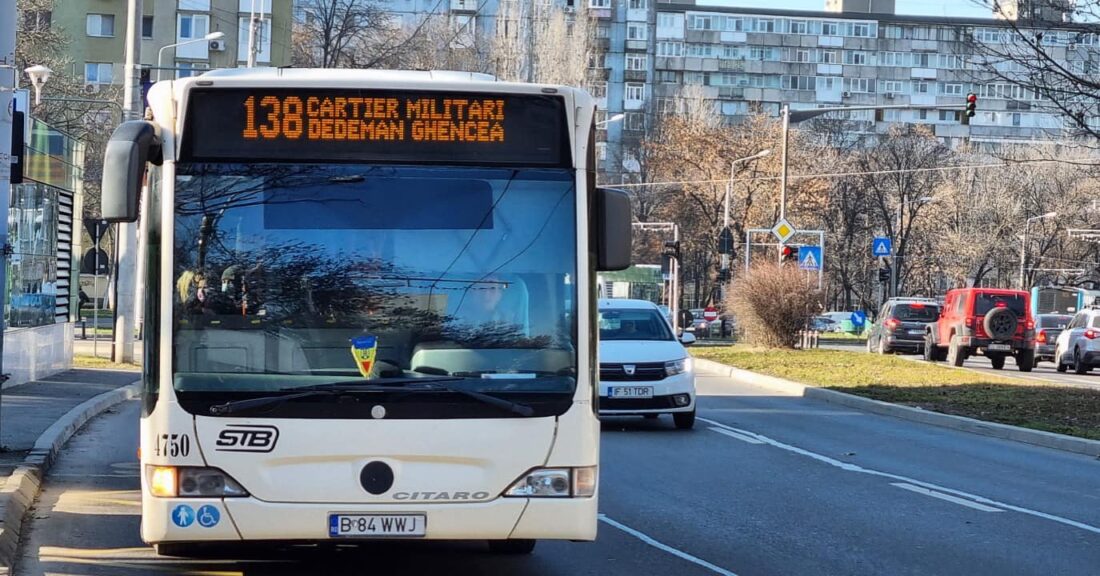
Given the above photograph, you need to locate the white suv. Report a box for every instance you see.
[1054,307,1100,374]
[597,299,697,429]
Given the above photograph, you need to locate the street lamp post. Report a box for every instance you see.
[1019,212,1057,290]
[891,195,935,298]
[157,32,226,81]
[596,113,624,128]
[721,149,771,290]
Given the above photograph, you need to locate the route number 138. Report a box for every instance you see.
[243,95,305,140]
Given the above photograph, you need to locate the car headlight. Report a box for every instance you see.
[504,466,597,498]
[147,466,249,498]
[665,357,692,377]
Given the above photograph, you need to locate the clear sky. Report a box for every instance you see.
[703,0,992,18]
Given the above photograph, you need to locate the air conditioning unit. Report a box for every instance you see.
[886,92,895,99]
[83,83,100,94]
[209,39,226,51]
[842,90,852,97]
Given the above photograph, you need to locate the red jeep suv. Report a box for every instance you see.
[923,288,1036,372]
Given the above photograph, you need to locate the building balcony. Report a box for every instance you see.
[450,0,477,12]
[625,39,648,51]
[624,70,647,82]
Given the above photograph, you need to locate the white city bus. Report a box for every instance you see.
[101,68,631,556]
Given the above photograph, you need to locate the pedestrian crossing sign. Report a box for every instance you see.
[872,237,893,257]
[798,246,822,271]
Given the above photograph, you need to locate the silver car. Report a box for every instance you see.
[1054,307,1100,374]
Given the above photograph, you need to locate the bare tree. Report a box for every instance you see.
[965,0,1100,143]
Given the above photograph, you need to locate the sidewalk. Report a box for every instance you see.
[0,369,139,477]
[0,369,140,572]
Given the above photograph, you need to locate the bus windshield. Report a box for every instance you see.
[171,163,577,401]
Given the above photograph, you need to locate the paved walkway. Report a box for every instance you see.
[0,369,140,477]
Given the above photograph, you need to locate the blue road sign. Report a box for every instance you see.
[872,237,893,257]
[798,246,822,270]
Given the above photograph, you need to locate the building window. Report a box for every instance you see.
[176,61,208,79]
[625,54,647,71]
[595,23,610,38]
[789,20,808,35]
[656,70,680,84]
[657,41,683,57]
[884,25,902,39]
[881,80,904,93]
[142,15,154,38]
[625,83,645,101]
[782,75,816,91]
[658,13,678,29]
[939,110,959,122]
[590,0,611,8]
[690,15,714,30]
[822,21,839,36]
[237,16,272,62]
[852,23,870,37]
[84,62,113,84]
[844,78,871,93]
[178,13,209,40]
[913,81,930,94]
[724,16,743,31]
[796,49,810,63]
[844,51,868,65]
[628,0,647,8]
[627,22,647,41]
[686,44,714,57]
[23,10,51,31]
[820,50,837,64]
[86,14,115,37]
[588,82,607,98]
[941,83,963,96]
[1012,112,1022,126]
[625,112,645,131]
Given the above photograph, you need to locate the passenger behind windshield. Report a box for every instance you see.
[599,309,673,342]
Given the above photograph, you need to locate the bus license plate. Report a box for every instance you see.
[328,514,426,538]
[611,386,653,398]
[988,343,1012,352]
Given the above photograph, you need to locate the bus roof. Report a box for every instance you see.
[198,67,500,84]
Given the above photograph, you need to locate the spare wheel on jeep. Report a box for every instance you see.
[983,307,1017,340]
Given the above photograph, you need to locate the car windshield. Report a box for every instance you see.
[171,163,577,398]
[1039,315,1073,329]
[599,308,674,341]
[893,304,940,322]
[974,294,1027,317]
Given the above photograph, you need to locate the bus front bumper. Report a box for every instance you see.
[143,495,598,544]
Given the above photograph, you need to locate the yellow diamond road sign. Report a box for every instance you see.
[772,218,796,243]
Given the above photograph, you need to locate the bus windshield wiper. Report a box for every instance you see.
[306,378,537,417]
[208,377,535,417]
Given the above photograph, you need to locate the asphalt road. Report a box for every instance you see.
[16,372,1100,576]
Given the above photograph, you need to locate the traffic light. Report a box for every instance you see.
[878,267,891,282]
[963,92,977,124]
[781,245,796,264]
[663,240,681,262]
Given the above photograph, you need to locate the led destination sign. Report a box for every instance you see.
[182,88,570,166]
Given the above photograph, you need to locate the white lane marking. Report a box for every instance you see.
[891,483,1004,513]
[698,417,1100,536]
[708,427,765,444]
[599,514,738,576]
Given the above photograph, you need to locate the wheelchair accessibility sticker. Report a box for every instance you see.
[171,504,194,528]
[197,505,221,528]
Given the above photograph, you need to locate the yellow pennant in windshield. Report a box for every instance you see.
[350,335,378,379]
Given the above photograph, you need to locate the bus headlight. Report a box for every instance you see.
[147,466,249,498]
[504,466,597,498]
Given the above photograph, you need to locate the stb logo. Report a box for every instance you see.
[623,365,636,376]
[216,425,279,453]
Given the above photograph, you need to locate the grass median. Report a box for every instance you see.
[73,354,141,371]
[692,346,1100,441]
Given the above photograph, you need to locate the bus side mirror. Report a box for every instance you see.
[595,187,632,272]
[102,121,162,223]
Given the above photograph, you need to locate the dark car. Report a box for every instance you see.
[868,298,941,355]
[1035,313,1073,367]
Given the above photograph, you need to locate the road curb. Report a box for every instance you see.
[0,380,140,573]
[694,357,1100,458]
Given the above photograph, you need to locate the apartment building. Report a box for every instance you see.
[591,0,1099,183]
[50,0,292,89]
